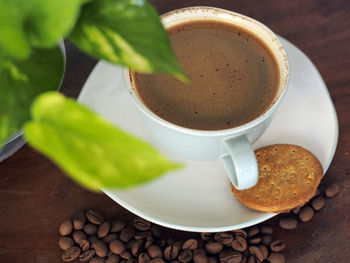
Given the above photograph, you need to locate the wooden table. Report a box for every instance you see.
[1,0,349,262]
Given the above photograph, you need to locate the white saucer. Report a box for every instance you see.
[77,37,338,232]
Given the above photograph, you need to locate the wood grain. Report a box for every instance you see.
[0,0,349,262]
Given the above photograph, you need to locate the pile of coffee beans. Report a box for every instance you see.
[58,210,286,263]
[279,182,341,230]
[58,182,342,262]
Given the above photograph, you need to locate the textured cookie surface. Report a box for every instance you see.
[231,144,323,213]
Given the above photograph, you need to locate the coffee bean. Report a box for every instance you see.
[150,225,162,237]
[247,255,255,263]
[149,259,165,263]
[147,244,162,258]
[261,234,273,246]
[279,217,298,230]
[94,240,108,257]
[135,231,152,240]
[214,232,233,245]
[311,195,326,211]
[86,210,104,225]
[62,246,81,262]
[58,237,74,251]
[120,260,127,263]
[110,240,126,255]
[292,206,301,214]
[267,253,285,263]
[132,239,144,256]
[178,249,192,263]
[133,218,151,231]
[89,236,99,247]
[270,240,286,252]
[207,257,218,263]
[111,221,126,233]
[325,182,341,197]
[248,246,264,262]
[219,248,242,263]
[298,206,314,222]
[106,254,120,263]
[164,245,179,260]
[120,226,135,242]
[232,229,247,239]
[73,231,87,245]
[138,252,150,263]
[248,235,261,245]
[260,226,274,235]
[127,259,137,263]
[183,239,198,250]
[120,251,132,260]
[84,224,98,236]
[59,220,73,236]
[205,241,223,254]
[231,235,247,252]
[200,233,212,241]
[103,233,118,244]
[90,257,106,263]
[193,248,208,263]
[98,222,111,238]
[79,249,95,262]
[80,239,90,251]
[145,236,154,249]
[169,261,180,263]
[247,227,260,238]
[72,211,86,230]
[258,244,268,260]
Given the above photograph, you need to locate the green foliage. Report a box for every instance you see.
[0,0,88,59]
[0,46,64,145]
[69,0,187,81]
[24,92,182,191]
[0,0,186,190]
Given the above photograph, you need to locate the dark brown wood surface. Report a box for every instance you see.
[1,0,349,262]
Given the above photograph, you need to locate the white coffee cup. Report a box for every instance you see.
[124,6,289,190]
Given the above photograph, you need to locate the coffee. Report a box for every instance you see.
[132,20,279,130]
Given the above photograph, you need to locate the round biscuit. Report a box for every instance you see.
[231,144,323,213]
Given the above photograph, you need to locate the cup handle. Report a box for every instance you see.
[221,135,258,190]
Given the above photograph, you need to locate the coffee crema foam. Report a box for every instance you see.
[132,20,279,130]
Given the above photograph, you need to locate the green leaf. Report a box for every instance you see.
[0,46,64,146]
[69,0,187,81]
[0,0,88,59]
[24,92,182,191]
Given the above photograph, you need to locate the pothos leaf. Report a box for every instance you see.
[24,92,182,191]
[69,0,187,81]
[0,46,64,145]
[0,0,89,59]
